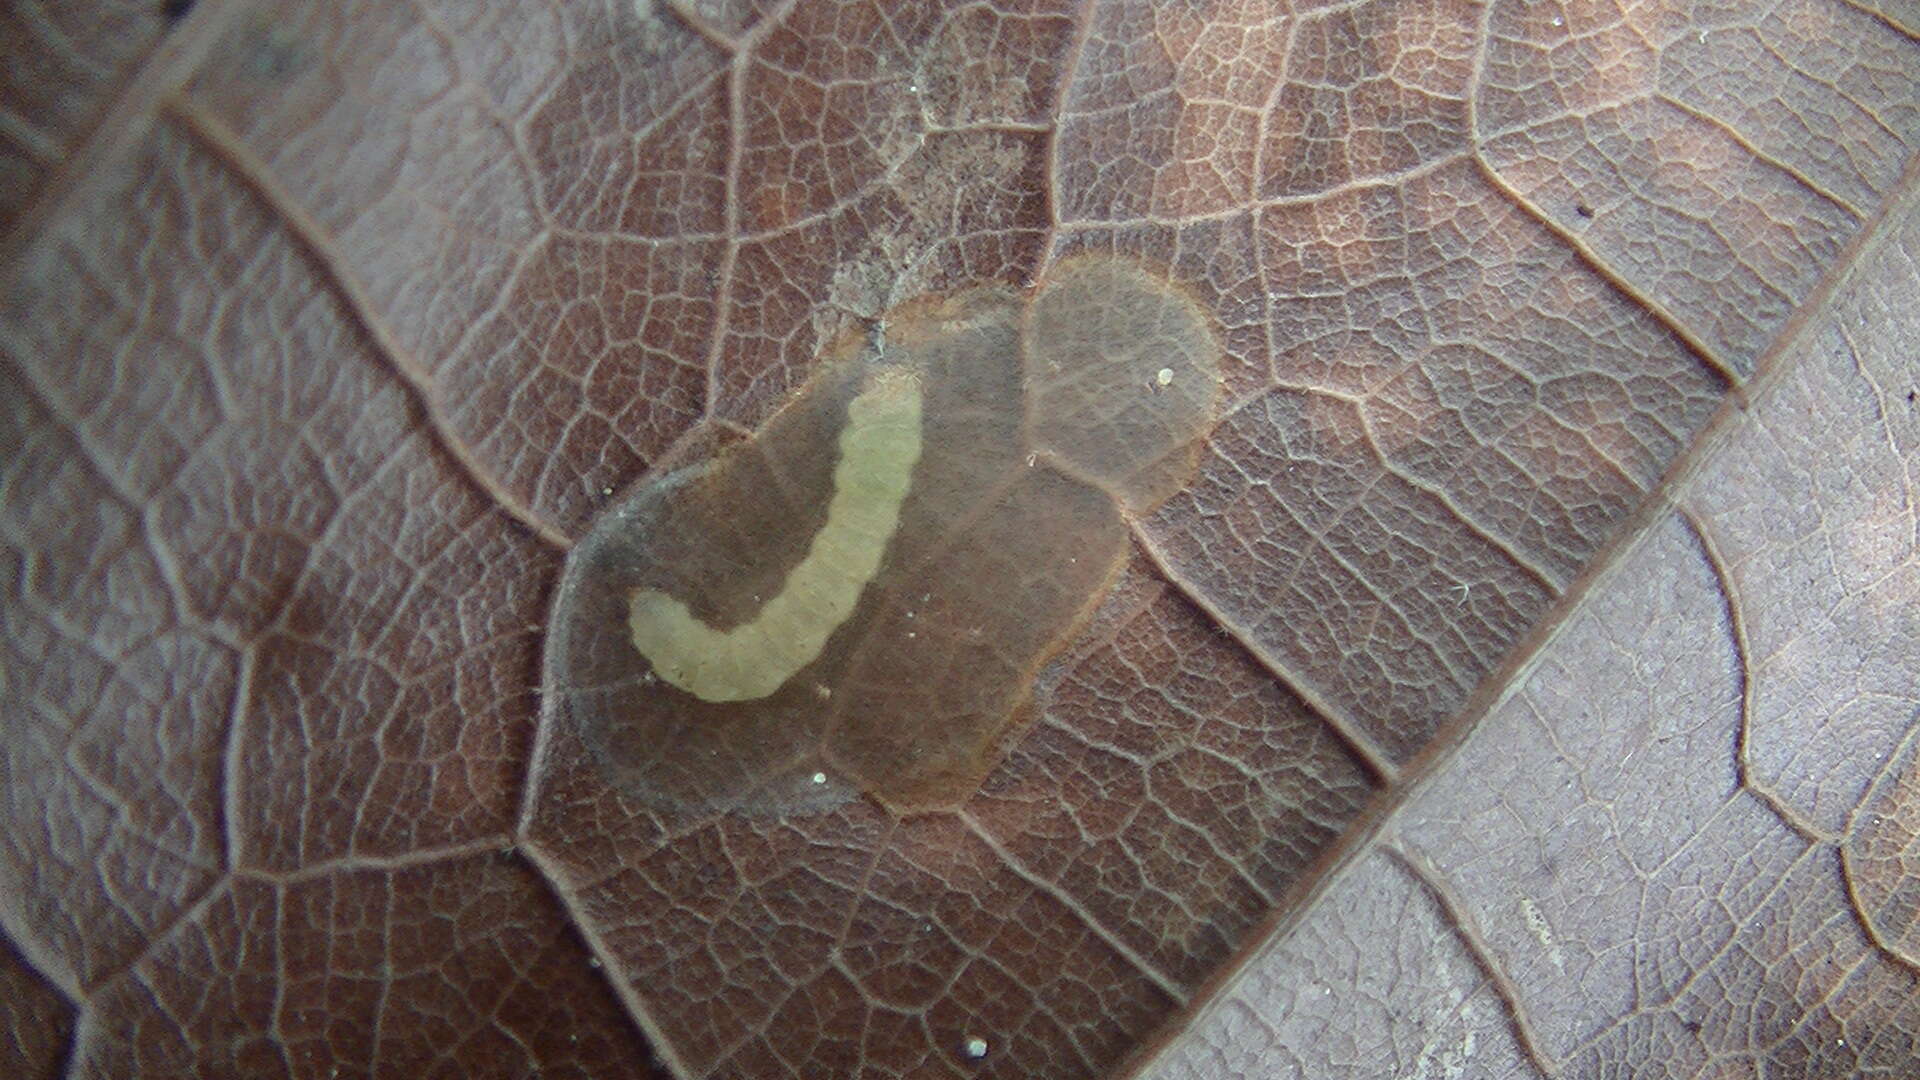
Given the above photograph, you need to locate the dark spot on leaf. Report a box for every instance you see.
[244,26,306,80]
[160,0,193,21]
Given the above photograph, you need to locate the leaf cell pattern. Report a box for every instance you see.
[1,0,1915,1077]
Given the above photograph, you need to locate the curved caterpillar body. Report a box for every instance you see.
[547,256,1222,815]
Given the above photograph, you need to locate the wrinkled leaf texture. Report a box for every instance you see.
[1,0,1916,1077]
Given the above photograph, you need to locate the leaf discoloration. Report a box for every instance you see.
[551,257,1223,813]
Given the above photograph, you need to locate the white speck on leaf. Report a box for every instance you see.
[1521,896,1565,970]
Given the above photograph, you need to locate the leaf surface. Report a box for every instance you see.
[1,0,1915,1077]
